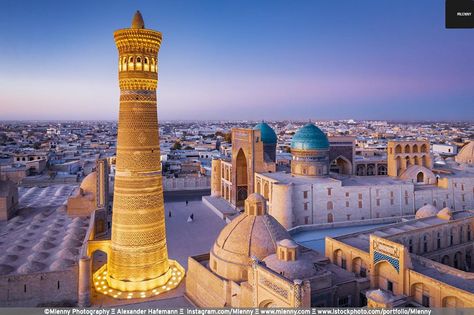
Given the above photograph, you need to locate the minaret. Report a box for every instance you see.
[95,11,183,294]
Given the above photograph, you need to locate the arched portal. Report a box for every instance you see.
[259,300,276,308]
[417,172,424,183]
[236,149,248,206]
[330,156,352,175]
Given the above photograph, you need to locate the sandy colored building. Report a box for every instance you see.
[0,180,18,221]
[210,124,474,229]
[186,193,366,307]
[325,207,474,307]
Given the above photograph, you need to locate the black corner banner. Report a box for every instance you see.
[446,0,474,28]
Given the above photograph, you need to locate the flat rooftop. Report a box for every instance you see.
[0,185,88,276]
[411,258,474,293]
[260,171,411,186]
[333,211,474,252]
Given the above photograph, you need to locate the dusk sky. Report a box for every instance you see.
[0,0,472,121]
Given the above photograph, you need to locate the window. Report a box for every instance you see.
[303,191,308,199]
[57,281,60,290]
[405,197,409,205]
[346,201,349,207]
[409,239,413,253]
[304,216,309,224]
[341,258,347,270]
[327,201,333,210]
[345,192,349,197]
[346,214,351,220]
[304,202,308,211]
[390,191,394,198]
[387,280,393,293]
[358,201,362,208]
[376,199,380,206]
[358,193,362,199]
[437,233,441,249]
[327,188,332,196]
[360,267,367,278]
[422,295,430,307]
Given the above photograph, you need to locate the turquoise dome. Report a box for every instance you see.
[254,122,277,144]
[291,123,329,150]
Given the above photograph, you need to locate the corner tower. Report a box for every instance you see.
[92,11,184,296]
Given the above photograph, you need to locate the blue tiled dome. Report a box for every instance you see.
[291,123,329,150]
[254,122,277,144]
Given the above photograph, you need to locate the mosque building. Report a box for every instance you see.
[186,193,368,307]
[209,122,474,229]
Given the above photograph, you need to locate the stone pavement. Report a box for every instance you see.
[91,199,226,307]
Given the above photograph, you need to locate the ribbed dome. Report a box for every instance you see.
[291,123,329,150]
[209,209,290,282]
[415,204,438,219]
[455,141,474,165]
[254,122,277,144]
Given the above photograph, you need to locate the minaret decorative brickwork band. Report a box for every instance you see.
[92,11,184,296]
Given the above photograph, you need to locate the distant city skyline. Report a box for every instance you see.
[0,0,473,121]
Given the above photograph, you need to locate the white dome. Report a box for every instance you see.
[415,204,438,219]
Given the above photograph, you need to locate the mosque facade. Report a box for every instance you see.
[210,123,474,229]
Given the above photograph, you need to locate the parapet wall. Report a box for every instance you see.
[163,176,211,191]
[0,267,78,307]
[185,254,227,307]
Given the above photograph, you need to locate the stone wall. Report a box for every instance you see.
[0,267,78,307]
[185,254,227,307]
[163,176,211,191]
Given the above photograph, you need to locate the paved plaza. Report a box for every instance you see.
[91,199,226,307]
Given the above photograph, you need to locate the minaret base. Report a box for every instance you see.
[92,259,185,299]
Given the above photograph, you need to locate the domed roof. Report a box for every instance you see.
[254,122,277,144]
[80,171,97,194]
[0,264,14,275]
[437,207,453,221]
[279,239,298,248]
[455,141,474,165]
[415,204,438,219]
[291,123,329,150]
[17,261,46,274]
[263,252,316,280]
[366,289,395,303]
[131,10,145,29]
[210,194,290,282]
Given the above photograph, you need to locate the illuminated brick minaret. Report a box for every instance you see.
[92,11,184,296]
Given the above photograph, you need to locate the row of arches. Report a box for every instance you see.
[395,155,429,168]
[392,143,429,154]
[394,224,472,256]
[255,180,270,199]
[119,55,157,72]
[356,164,387,176]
